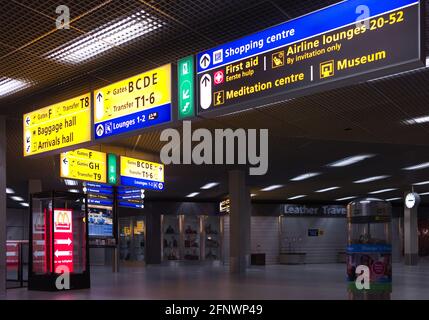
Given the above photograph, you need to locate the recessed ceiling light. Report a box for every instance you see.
[336,196,357,201]
[6,188,14,194]
[369,188,397,194]
[413,181,429,186]
[403,162,429,171]
[68,189,79,193]
[328,154,375,167]
[64,179,78,186]
[316,186,340,193]
[403,115,429,125]
[201,182,219,190]
[386,197,401,201]
[10,196,24,202]
[0,77,30,97]
[251,194,257,197]
[20,202,29,207]
[288,195,306,200]
[290,172,321,181]
[353,175,390,184]
[46,10,163,64]
[186,192,199,198]
[261,185,283,192]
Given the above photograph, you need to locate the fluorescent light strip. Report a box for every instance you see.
[251,194,257,197]
[186,192,199,198]
[315,186,340,193]
[6,188,14,194]
[403,115,429,125]
[386,197,401,201]
[10,196,24,202]
[413,180,429,186]
[353,175,390,184]
[201,182,219,190]
[419,192,429,196]
[0,78,30,97]
[261,185,283,192]
[403,162,429,171]
[336,196,357,201]
[20,203,29,207]
[46,10,163,64]
[328,154,375,167]
[64,179,78,186]
[290,172,321,181]
[68,189,80,193]
[369,188,397,194]
[288,195,306,200]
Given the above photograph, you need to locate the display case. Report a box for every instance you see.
[203,216,222,261]
[29,191,90,291]
[119,216,146,263]
[162,215,181,261]
[183,215,201,261]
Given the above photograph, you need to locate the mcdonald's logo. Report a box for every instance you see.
[54,209,72,232]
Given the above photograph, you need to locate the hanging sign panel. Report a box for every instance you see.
[94,64,172,140]
[60,148,107,183]
[120,156,164,191]
[196,0,423,115]
[23,93,91,157]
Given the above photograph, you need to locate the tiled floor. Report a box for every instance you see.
[5,260,429,300]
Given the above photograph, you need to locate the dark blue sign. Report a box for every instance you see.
[118,201,145,209]
[197,0,419,73]
[347,244,392,253]
[88,198,114,206]
[120,176,164,191]
[94,103,171,140]
[85,182,113,189]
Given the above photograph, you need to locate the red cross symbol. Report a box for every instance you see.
[214,70,224,85]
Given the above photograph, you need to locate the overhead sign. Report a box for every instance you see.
[94,64,172,139]
[61,148,107,183]
[120,156,164,191]
[23,93,91,157]
[178,56,195,119]
[197,0,423,115]
[284,204,346,216]
[107,153,118,185]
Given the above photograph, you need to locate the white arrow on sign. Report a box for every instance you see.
[55,250,72,258]
[55,238,72,246]
[6,252,17,257]
[33,251,45,257]
[200,54,211,69]
[182,89,190,100]
[200,74,212,110]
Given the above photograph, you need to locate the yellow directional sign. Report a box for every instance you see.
[120,156,165,191]
[23,93,91,157]
[94,64,172,139]
[61,148,107,183]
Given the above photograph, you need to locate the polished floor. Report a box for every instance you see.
[5,260,429,300]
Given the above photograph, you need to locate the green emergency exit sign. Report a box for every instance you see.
[178,56,195,119]
[107,153,117,185]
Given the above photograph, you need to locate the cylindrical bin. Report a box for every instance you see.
[346,198,392,300]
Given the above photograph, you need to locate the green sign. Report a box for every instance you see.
[178,56,195,119]
[107,153,117,185]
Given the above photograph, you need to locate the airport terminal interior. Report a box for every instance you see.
[1,0,429,300]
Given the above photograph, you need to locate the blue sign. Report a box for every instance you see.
[347,244,392,253]
[95,103,171,140]
[85,182,113,189]
[118,194,144,200]
[117,187,144,195]
[120,176,164,191]
[88,198,114,206]
[118,201,145,209]
[197,0,419,73]
[86,188,113,196]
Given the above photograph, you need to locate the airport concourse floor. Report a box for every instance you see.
[5,260,429,300]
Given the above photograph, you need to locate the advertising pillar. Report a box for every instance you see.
[228,170,251,274]
[346,198,392,300]
[404,192,420,265]
[0,116,6,296]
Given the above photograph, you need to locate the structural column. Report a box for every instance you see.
[404,206,418,265]
[0,116,6,296]
[228,170,251,274]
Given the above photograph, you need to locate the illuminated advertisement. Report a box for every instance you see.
[53,209,74,273]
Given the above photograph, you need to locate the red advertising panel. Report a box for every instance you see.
[33,211,48,273]
[53,209,74,273]
[6,242,19,268]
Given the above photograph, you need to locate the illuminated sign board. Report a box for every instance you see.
[178,56,195,119]
[53,209,74,273]
[23,93,91,156]
[61,148,107,183]
[94,64,172,139]
[196,0,423,115]
[120,156,164,191]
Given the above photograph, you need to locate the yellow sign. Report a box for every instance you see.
[23,93,91,157]
[120,156,164,191]
[61,148,107,183]
[94,64,172,139]
[135,221,144,234]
